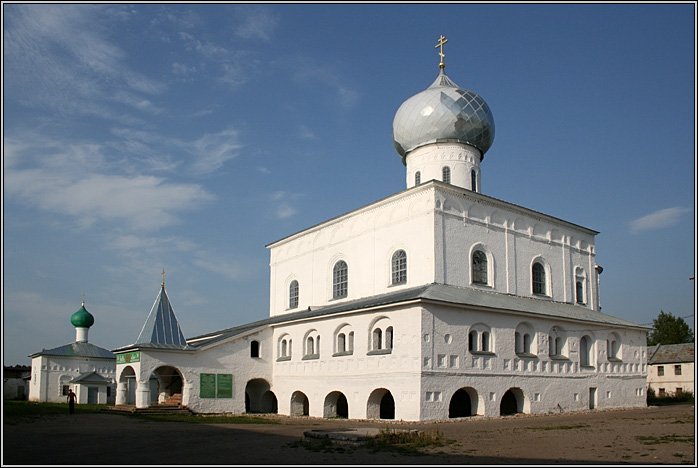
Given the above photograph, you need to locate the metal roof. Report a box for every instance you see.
[184,283,648,350]
[133,286,189,348]
[70,371,111,384]
[648,343,695,364]
[29,341,115,359]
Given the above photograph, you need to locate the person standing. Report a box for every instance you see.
[67,389,77,414]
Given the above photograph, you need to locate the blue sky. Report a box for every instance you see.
[3,3,695,366]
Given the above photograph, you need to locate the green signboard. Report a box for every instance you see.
[216,374,233,399]
[116,351,140,365]
[200,373,216,398]
[200,373,232,398]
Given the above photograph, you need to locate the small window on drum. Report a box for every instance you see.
[415,171,421,185]
[471,169,477,192]
[442,166,451,184]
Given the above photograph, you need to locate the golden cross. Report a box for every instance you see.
[161,268,166,287]
[435,35,448,69]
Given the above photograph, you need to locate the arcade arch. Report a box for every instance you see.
[367,388,395,420]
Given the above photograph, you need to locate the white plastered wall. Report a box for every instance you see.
[271,305,424,420]
[28,354,115,403]
[419,303,647,420]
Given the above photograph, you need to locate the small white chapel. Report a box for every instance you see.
[112,38,649,421]
[28,299,116,404]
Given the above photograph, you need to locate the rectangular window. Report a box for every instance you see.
[62,385,70,396]
[437,354,446,368]
[657,365,664,376]
[674,364,682,375]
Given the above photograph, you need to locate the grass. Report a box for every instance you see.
[3,400,278,425]
[367,427,454,456]
[635,434,694,446]
[130,413,279,424]
[526,424,588,431]
[3,400,103,424]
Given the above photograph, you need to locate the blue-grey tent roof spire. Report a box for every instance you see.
[134,285,187,347]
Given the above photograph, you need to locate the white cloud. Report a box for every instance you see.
[629,207,691,234]
[290,56,360,110]
[192,253,245,280]
[234,6,280,41]
[3,5,166,119]
[4,135,214,231]
[190,128,244,174]
[299,124,315,139]
[269,191,300,220]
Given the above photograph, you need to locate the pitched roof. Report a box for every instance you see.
[29,341,115,359]
[648,343,695,364]
[133,286,189,349]
[184,283,648,350]
[70,371,111,384]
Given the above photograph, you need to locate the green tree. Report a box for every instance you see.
[646,310,694,346]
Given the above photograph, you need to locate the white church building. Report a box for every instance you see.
[28,301,116,404]
[113,40,649,421]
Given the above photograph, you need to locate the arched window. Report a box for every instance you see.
[373,328,383,350]
[391,250,407,285]
[607,333,621,360]
[549,327,566,357]
[471,169,477,192]
[250,340,260,358]
[481,331,490,352]
[280,339,287,358]
[442,166,451,184]
[333,260,348,299]
[306,337,315,356]
[523,334,532,354]
[468,330,477,351]
[289,280,299,309]
[472,250,488,285]
[334,326,354,356]
[515,332,523,354]
[580,335,592,366]
[415,171,421,185]
[575,268,586,304]
[385,326,393,350]
[532,262,546,295]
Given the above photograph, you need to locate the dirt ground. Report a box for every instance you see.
[2,402,694,465]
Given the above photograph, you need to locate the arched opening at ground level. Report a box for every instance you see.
[118,366,137,405]
[153,366,183,405]
[324,391,349,419]
[290,391,309,416]
[245,379,277,413]
[500,387,527,416]
[367,388,395,420]
[449,389,471,418]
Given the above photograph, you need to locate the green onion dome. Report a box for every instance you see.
[70,304,95,328]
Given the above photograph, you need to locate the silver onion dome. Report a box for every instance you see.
[392,70,495,162]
